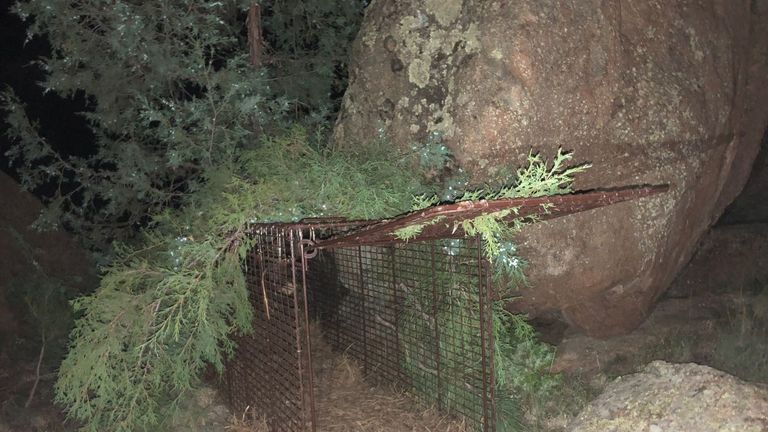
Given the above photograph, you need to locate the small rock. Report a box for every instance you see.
[569,361,768,432]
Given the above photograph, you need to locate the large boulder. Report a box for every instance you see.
[333,0,768,336]
[569,361,768,432]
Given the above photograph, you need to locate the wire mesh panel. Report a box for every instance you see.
[221,189,665,432]
[306,237,496,431]
[225,227,315,432]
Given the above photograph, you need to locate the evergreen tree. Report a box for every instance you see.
[3,0,364,255]
[262,0,364,114]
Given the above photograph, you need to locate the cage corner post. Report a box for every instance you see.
[476,235,496,432]
[296,229,318,432]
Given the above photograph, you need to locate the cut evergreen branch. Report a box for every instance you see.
[394,149,589,282]
[53,126,440,431]
[54,194,255,432]
[391,149,586,430]
[234,125,436,222]
[54,127,584,430]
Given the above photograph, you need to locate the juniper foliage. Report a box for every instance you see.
[396,150,590,278]
[50,122,582,430]
[394,151,587,430]
[2,0,365,255]
[54,125,442,431]
[262,0,364,114]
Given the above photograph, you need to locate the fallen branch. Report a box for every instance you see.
[25,328,45,408]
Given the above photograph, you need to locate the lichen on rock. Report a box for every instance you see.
[570,361,768,432]
[424,0,463,27]
[407,58,431,88]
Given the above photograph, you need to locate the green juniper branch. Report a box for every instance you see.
[53,126,442,431]
[395,149,589,278]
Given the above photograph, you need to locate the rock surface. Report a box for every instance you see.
[668,223,768,298]
[719,134,768,225]
[569,361,768,432]
[333,0,768,336]
[551,296,724,377]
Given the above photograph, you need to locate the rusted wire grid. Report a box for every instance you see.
[311,234,560,431]
[308,237,497,430]
[226,186,670,431]
[396,239,493,426]
[226,226,315,432]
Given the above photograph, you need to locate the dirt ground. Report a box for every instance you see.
[1,325,471,432]
[311,330,471,432]
[0,362,72,432]
[552,223,768,379]
[224,324,472,432]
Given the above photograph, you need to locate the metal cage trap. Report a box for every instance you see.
[223,186,667,431]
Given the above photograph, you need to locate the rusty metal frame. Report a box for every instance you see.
[225,226,315,431]
[224,185,668,431]
[315,186,668,248]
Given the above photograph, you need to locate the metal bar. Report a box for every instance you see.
[333,249,341,348]
[357,245,369,373]
[335,260,341,348]
[476,235,491,432]
[389,245,400,377]
[299,230,317,432]
[288,229,306,431]
[247,219,373,232]
[245,185,668,239]
[315,185,669,249]
[255,234,269,320]
[484,245,496,432]
[430,242,442,410]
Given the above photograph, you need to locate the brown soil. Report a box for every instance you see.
[228,324,472,432]
[310,326,471,432]
[0,357,73,432]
